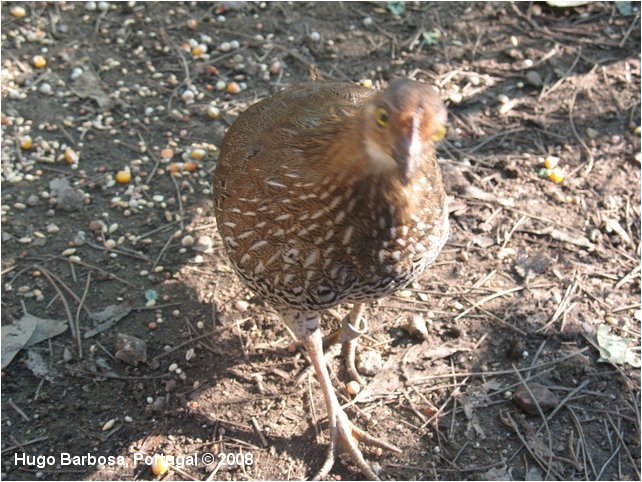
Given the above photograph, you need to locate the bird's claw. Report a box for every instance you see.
[313,410,401,481]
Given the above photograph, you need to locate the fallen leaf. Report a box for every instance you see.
[25,350,56,382]
[84,301,133,338]
[596,324,641,367]
[24,313,68,346]
[1,317,37,368]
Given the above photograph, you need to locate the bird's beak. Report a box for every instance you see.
[396,117,422,185]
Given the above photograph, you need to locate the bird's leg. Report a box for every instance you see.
[337,303,367,385]
[301,328,401,481]
[294,304,367,385]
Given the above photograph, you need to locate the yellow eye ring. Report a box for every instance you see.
[431,124,447,141]
[374,106,389,127]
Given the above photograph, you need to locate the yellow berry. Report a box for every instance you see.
[634,126,641,136]
[10,6,26,17]
[548,167,564,183]
[20,136,33,150]
[115,170,132,183]
[543,156,559,169]
[64,148,79,164]
[150,454,169,476]
[32,55,47,69]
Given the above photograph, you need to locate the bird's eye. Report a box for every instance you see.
[374,106,389,127]
[431,124,447,141]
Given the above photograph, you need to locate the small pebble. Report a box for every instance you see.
[363,16,373,27]
[356,350,383,376]
[181,235,195,247]
[525,70,543,87]
[219,41,232,52]
[309,31,321,42]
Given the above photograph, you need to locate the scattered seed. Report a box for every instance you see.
[234,300,250,312]
[102,419,116,431]
[346,380,361,395]
[33,55,47,69]
[62,248,76,256]
[10,5,27,17]
[548,167,564,183]
[169,363,178,372]
[226,81,241,94]
[310,31,321,42]
[20,136,33,150]
[543,156,559,169]
[181,235,195,247]
[115,170,132,183]
[64,148,79,164]
[190,148,206,160]
[207,104,221,119]
[151,455,169,476]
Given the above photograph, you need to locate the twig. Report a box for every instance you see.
[8,399,30,422]
[568,89,595,176]
[513,367,554,480]
[38,267,76,339]
[0,435,49,454]
[250,417,269,448]
[171,175,185,231]
[74,272,92,358]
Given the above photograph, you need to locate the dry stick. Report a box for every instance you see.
[251,416,269,448]
[569,407,594,479]
[504,412,559,479]
[596,418,620,480]
[568,89,595,176]
[0,435,49,454]
[152,325,236,363]
[539,276,579,332]
[454,284,547,322]
[38,267,76,339]
[411,347,589,384]
[538,47,582,101]
[606,413,641,480]
[71,259,136,288]
[512,367,554,481]
[74,272,92,358]
[8,399,30,422]
[620,13,641,48]
[171,175,185,231]
[151,231,176,271]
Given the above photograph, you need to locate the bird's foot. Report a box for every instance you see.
[313,409,401,481]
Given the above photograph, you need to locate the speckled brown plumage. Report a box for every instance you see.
[214,79,448,480]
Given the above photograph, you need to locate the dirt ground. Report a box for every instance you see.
[1,2,640,481]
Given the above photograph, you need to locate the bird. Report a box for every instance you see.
[214,79,449,480]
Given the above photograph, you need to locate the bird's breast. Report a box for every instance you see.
[217,168,448,310]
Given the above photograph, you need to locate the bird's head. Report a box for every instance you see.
[361,79,447,185]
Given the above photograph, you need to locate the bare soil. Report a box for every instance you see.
[1,2,640,481]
